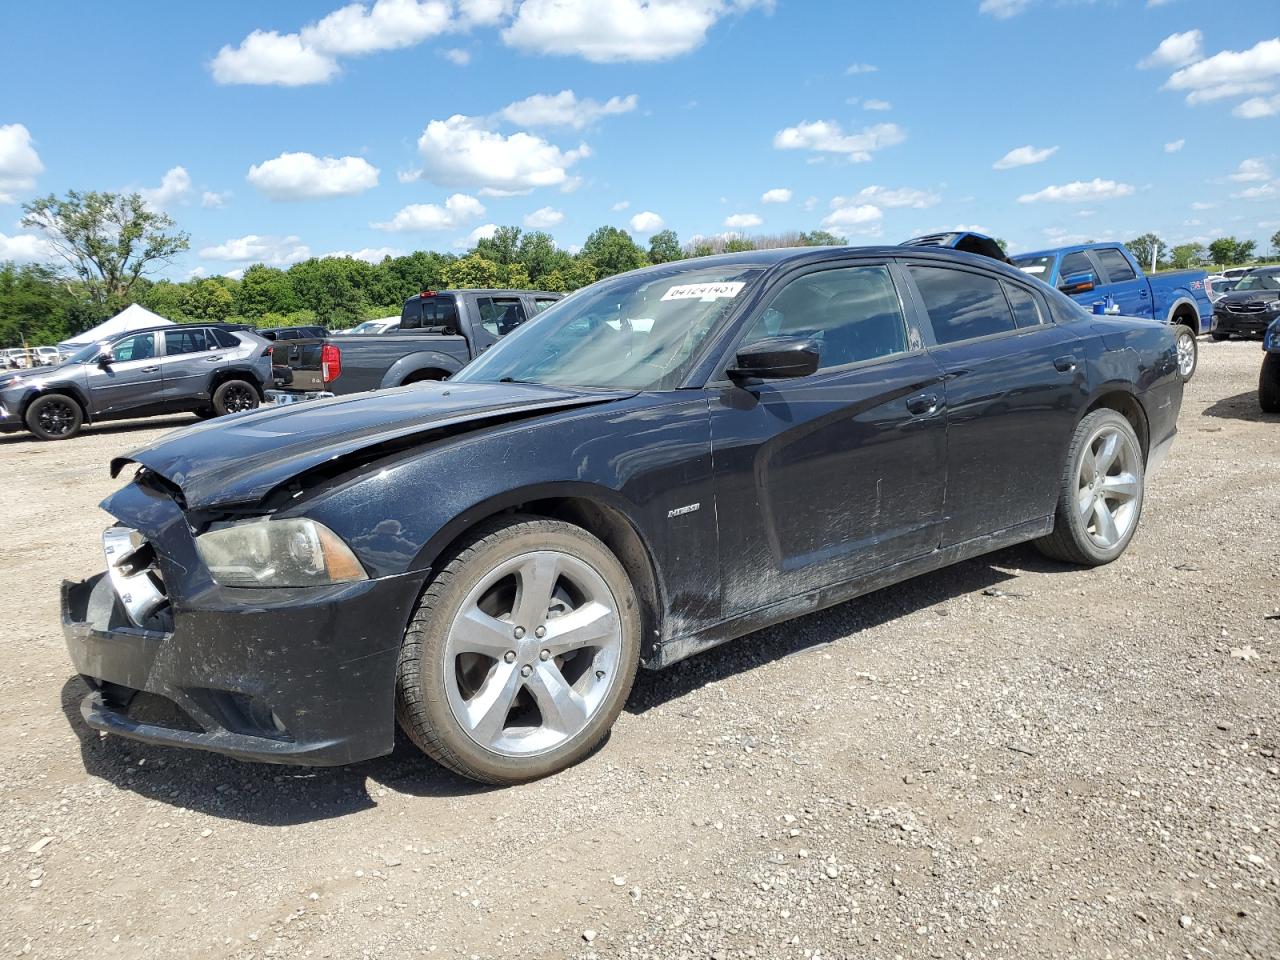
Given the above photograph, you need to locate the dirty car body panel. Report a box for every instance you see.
[62,247,1182,765]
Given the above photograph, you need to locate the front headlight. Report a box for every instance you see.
[195,517,367,588]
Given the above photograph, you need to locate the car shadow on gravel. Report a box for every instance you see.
[0,415,197,446]
[1202,390,1278,423]
[59,678,490,826]
[626,543,1066,713]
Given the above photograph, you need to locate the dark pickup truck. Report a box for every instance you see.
[270,288,561,400]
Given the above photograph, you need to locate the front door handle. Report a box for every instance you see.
[206,355,223,362]
[141,366,160,373]
[1053,355,1077,373]
[906,393,939,415]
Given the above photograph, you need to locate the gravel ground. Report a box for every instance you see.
[0,339,1277,960]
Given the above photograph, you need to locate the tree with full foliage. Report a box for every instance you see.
[580,226,646,278]
[234,265,301,317]
[1170,243,1205,270]
[1272,229,1280,257]
[515,231,565,285]
[799,230,845,247]
[443,253,503,289]
[474,226,522,266]
[1126,234,1166,272]
[0,262,90,346]
[647,230,682,264]
[21,191,189,316]
[185,279,234,322]
[287,256,373,327]
[1208,236,1256,267]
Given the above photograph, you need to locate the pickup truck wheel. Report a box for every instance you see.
[1260,354,1280,414]
[396,516,641,785]
[25,394,83,441]
[1174,325,1197,381]
[211,379,260,416]
[1035,409,1144,567]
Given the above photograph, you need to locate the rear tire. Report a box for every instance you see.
[1260,353,1280,414]
[395,516,641,785]
[1036,409,1144,566]
[25,394,83,441]
[211,379,260,417]
[1174,324,1197,382]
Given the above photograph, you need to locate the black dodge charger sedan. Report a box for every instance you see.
[63,247,1182,784]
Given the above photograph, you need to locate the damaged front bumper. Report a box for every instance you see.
[61,479,425,766]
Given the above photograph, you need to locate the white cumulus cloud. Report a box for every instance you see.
[500,90,638,130]
[462,223,499,247]
[0,124,43,203]
[611,199,631,211]
[409,114,589,193]
[1165,37,1280,105]
[843,185,940,209]
[724,213,762,228]
[761,188,791,204]
[773,120,906,163]
[1139,29,1203,69]
[201,190,230,209]
[845,62,877,75]
[0,231,52,262]
[210,30,340,86]
[523,205,565,228]
[140,166,192,209]
[979,0,1030,19]
[445,48,471,65]
[993,144,1058,169]
[1229,158,1271,182]
[299,0,451,56]
[1234,93,1280,118]
[862,99,891,111]
[629,210,665,234]
[1164,139,1186,153]
[1017,178,1135,203]
[821,203,883,231]
[199,234,312,266]
[372,193,486,231]
[247,152,379,200]
[501,0,770,63]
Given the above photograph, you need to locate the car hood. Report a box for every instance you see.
[111,381,632,510]
[0,364,80,390]
[1217,290,1280,306]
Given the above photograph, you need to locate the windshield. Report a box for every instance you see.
[453,264,764,390]
[1234,271,1280,292]
[63,341,108,364]
[1012,255,1055,280]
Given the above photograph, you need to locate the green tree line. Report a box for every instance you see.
[0,189,848,348]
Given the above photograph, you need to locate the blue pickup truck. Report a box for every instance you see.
[1010,243,1212,382]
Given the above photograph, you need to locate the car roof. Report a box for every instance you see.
[402,289,562,301]
[1010,241,1125,260]
[93,323,259,341]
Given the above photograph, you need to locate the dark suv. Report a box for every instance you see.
[1212,267,1280,340]
[0,323,273,440]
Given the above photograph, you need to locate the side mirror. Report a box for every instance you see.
[728,336,820,382]
[1059,271,1096,295]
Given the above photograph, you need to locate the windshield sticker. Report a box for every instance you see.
[661,281,746,302]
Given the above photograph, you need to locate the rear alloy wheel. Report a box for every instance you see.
[25,394,83,441]
[396,517,640,784]
[1036,408,1144,566]
[211,379,259,417]
[1174,324,1197,382]
[1260,353,1280,414]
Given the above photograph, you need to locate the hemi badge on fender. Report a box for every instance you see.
[668,503,700,519]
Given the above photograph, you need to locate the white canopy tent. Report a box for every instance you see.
[60,304,173,349]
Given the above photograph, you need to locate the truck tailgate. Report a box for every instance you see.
[273,339,327,392]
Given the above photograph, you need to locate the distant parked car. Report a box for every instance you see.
[34,346,61,366]
[1212,267,1280,341]
[1261,318,1280,413]
[256,325,329,341]
[3,348,30,369]
[1222,267,1254,281]
[0,324,273,441]
[1009,242,1211,382]
[338,318,401,336]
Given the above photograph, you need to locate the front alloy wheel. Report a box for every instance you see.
[396,517,640,784]
[1174,325,1197,382]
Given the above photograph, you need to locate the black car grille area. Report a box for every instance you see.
[84,679,204,734]
[1226,301,1267,314]
[186,688,293,741]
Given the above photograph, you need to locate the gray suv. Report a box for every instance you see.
[0,324,272,441]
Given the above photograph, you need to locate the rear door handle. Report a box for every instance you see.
[1053,355,1077,373]
[906,393,939,415]
[206,356,223,362]
[141,366,160,373]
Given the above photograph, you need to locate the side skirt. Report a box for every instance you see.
[646,516,1053,670]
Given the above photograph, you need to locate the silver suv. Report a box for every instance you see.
[0,324,273,441]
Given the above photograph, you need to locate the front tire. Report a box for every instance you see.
[211,379,260,417]
[1260,353,1280,414]
[396,516,641,785]
[1036,409,1145,566]
[25,394,83,441]
[1174,324,1197,382]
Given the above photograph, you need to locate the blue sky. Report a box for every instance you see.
[1,0,1278,279]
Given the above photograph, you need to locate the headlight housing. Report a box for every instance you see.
[195,517,366,588]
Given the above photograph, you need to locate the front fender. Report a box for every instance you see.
[379,350,465,389]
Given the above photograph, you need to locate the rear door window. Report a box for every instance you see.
[476,297,529,337]
[210,328,240,349]
[1058,251,1094,283]
[1095,247,1136,282]
[164,328,209,355]
[1004,283,1046,327]
[907,266,1017,345]
[533,297,559,315]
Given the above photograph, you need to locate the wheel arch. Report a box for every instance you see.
[399,367,451,386]
[1164,296,1202,334]
[21,385,92,423]
[208,365,265,398]
[380,351,465,390]
[1081,388,1150,463]
[411,483,668,664]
